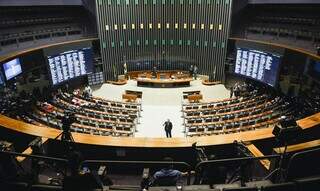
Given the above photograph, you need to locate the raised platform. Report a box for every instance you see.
[136,77,193,88]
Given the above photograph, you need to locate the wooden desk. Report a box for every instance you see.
[125,90,143,98]
[128,70,190,80]
[137,78,192,88]
[273,139,320,154]
[202,80,221,86]
[183,91,201,99]
[187,94,203,103]
[106,79,127,85]
[183,95,267,112]
[0,112,319,148]
[122,94,138,102]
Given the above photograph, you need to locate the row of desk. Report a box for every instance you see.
[137,77,193,88]
[0,112,319,148]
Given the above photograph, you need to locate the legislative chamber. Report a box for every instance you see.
[0,1,320,191]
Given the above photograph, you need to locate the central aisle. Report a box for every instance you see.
[92,80,229,138]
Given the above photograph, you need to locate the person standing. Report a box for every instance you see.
[193,65,198,80]
[230,86,234,98]
[189,65,194,77]
[123,62,128,79]
[163,119,173,138]
[84,85,92,99]
[152,66,157,79]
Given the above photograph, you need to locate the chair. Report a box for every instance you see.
[201,105,208,109]
[205,118,212,123]
[203,111,210,116]
[261,182,297,191]
[248,121,256,126]
[212,117,220,122]
[218,109,225,113]
[229,115,235,120]
[195,119,202,124]
[210,111,217,115]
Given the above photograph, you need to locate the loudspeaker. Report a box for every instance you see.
[272,125,302,143]
[279,117,297,128]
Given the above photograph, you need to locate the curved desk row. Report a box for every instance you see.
[0,112,319,148]
[136,78,193,88]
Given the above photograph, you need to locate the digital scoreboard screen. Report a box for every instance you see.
[47,47,93,85]
[235,47,281,86]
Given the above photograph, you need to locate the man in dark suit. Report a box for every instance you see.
[163,119,173,138]
[230,86,234,98]
[152,66,157,78]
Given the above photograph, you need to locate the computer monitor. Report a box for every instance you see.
[3,58,22,80]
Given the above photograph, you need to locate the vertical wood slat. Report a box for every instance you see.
[95,0,233,81]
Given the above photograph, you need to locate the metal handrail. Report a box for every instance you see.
[0,150,68,163]
[81,159,193,185]
[195,154,280,172]
[194,154,281,183]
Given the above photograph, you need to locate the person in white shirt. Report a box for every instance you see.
[84,85,92,98]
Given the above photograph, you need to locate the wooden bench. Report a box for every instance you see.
[188,94,203,103]
[125,90,143,98]
[106,79,127,85]
[183,91,201,99]
[202,80,221,86]
[273,139,320,154]
[122,94,138,102]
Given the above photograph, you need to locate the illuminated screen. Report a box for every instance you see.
[235,47,281,86]
[47,47,93,85]
[3,58,22,80]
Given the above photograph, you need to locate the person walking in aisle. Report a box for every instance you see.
[163,119,173,138]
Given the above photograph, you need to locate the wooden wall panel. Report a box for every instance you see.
[96,0,233,81]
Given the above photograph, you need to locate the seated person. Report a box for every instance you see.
[73,88,80,96]
[42,102,54,113]
[151,157,187,186]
